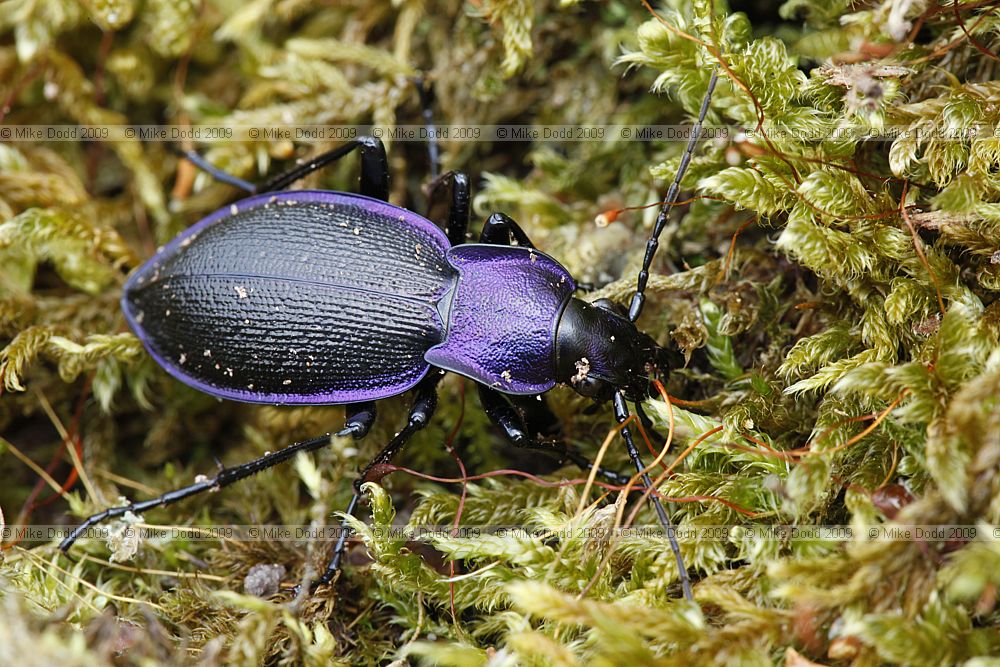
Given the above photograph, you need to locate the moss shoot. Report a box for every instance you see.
[2,0,1000,664]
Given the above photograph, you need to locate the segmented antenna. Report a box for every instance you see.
[414,77,441,181]
[611,69,720,603]
[628,69,720,323]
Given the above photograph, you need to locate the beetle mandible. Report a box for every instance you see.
[60,74,719,600]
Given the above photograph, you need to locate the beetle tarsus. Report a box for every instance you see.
[309,492,362,592]
[59,474,219,552]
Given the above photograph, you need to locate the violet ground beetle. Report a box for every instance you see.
[60,73,719,601]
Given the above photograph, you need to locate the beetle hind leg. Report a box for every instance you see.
[58,402,378,556]
[256,136,389,199]
[169,146,256,193]
[174,136,391,200]
[425,170,471,246]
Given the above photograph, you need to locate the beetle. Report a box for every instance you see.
[60,73,719,600]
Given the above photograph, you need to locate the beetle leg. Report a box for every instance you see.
[254,136,390,200]
[506,391,561,440]
[345,401,377,437]
[612,391,693,601]
[58,409,375,554]
[425,170,471,246]
[413,77,441,181]
[173,137,390,200]
[312,370,445,590]
[476,386,632,487]
[479,212,537,248]
[170,147,257,193]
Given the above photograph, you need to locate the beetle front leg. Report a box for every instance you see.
[425,170,471,246]
[313,370,445,590]
[59,402,378,554]
[479,212,537,248]
[476,386,632,487]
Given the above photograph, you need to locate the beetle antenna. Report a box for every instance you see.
[612,68,721,602]
[613,390,693,600]
[628,68,719,323]
[413,76,441,181]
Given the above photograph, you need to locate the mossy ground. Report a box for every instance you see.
[2,0,1000,665]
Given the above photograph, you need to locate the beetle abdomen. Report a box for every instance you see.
[123,191,454,404]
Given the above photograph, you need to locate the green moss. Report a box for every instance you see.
[2,0,1000,664]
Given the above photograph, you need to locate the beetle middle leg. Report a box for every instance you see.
[419,75,472,247]
[413,76,441,181]
[479,212,537,247]
[58,401,378,554]
[312,369,445,590]
[479,213,596,293]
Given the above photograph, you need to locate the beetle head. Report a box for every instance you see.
[555,297,668,401]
